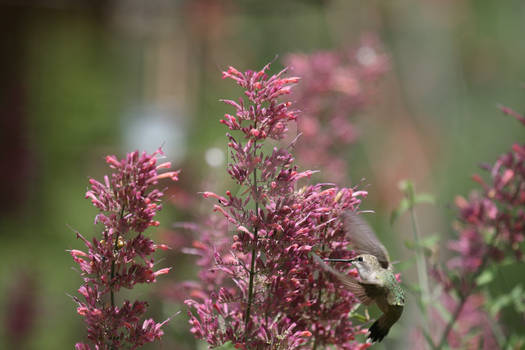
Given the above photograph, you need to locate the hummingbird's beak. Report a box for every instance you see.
[323,258,355,263]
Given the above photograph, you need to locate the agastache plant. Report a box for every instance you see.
[185,63,372,349]
[435,107,524,349]
[407,106,525,349]
[70,149,179,349]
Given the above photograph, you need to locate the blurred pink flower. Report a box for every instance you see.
[284,36,389,183]
[4,272,39,348]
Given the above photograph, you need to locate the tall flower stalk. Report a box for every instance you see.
[70,149,179,349]
[185,63,372,349]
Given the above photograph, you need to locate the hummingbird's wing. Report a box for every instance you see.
[343,211,391,269]
[311,253,377,305]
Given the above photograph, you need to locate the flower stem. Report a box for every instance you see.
[312,337,319,350]
[110,209,124,309]
[409,206,430,309]
[110,250,117,309]
[409,205,433,348]
[313,234,327,350]
[436,293,466,349]
[244,139,259,337]
[435,234,497,349]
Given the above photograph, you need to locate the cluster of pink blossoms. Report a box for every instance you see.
[71,149,179,349]
[184,64,372,349]
[445,107,524,278]
[284,36,389,183]
[423,107,525,349]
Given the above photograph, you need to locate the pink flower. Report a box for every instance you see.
[447,134,525,275]
[427,104,525,349]
[185,63,372,349]
[71,148,178,348]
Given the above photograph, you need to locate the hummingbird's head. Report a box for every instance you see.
[350,254,383,280]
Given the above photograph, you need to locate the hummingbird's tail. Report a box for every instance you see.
[367,305,403,342]
[368,317,391,343]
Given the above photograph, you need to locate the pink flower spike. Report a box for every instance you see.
[105,155,121,168]
[499,104,525,125]
[154,268,171,277]
[72,149,175,348]
[500,169,514,187]
[352,190,368,198]
[150,171,180,183]
[201,192,226,202]
[184,62,374,349]
[512,143,525,157]
[69,249,88,257]
[157,161,172,169]
[154,147,165,156]
[154,244,171,251]
[227,66,242,77]
[281,77,301,84]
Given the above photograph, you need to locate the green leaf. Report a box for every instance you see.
[409,283,422,294]
[511,285,525,313]
[489,293,512,316]
[404,234,439,252]
[391,198,410,224]
[422,328,437,350]
[420,234,440,249]
[350,313,369,323]
[414,193,435,205]
[398,180,415,205]
[433,299,453,323]
[214,342,236,350]
[475,269,494,286]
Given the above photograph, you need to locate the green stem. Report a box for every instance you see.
[110,240,117,308]
[436,293,466,349]
[108,209,124,349]
[312,230,327,350]
[409,205,430,308]
[244,140,259,339]
[312,337,319,350]
[110,209,124,309]
[409,205,433,350]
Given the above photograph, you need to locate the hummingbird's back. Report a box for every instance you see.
[384,271,405,307]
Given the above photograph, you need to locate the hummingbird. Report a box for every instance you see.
[312,211,405,343]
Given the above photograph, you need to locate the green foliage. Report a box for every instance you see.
[391,180,435,225]
[214,342,237,350]
[489,285,525,317]
[404,233,440,256]
[475,269,494,286]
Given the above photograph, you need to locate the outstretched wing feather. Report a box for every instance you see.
[311,253,374,305]
[343,211,391,269]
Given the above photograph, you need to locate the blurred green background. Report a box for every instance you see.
[0,1,524,349]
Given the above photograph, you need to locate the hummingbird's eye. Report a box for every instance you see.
[357,256,363,262]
